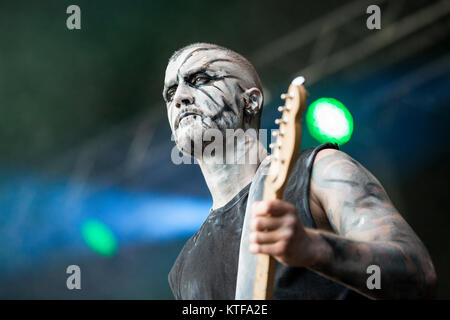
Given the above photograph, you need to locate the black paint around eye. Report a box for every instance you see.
[194,76,210,85]
[166,86,177,101]
[189,72,213,86]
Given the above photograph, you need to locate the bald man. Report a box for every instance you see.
[162,43,437,300]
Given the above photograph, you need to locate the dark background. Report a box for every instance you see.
[0,0,449,299]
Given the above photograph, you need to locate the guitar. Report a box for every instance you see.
[252,76,308,300]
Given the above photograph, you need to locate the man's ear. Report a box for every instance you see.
[242,88,263,119]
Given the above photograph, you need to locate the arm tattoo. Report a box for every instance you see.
[309,150,437,299]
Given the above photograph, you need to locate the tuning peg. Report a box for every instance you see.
[275,118,287,125]
[269,141,282,149]
[278,105,292,112]
[280,93,293,100]
[272,130,284,137]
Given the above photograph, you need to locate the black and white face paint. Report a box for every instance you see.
[163,46,260,159]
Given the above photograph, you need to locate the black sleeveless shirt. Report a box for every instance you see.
[168,143,360,299]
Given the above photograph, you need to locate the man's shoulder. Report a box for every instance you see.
[293,143,341,173]
[311,147,361,181]
[312,149,362,174]
[312,147,345,165]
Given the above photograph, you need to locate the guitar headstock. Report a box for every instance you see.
[266,76,308,198]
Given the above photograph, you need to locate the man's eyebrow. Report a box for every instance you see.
[164,56,237,90]
[175,66,217,83]
[163,67,209,92]
[185,67,214,79]
[164,78,178,90]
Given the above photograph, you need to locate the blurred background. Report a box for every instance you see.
[0,0,449,299]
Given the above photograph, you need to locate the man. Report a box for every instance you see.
[162,42,437,299]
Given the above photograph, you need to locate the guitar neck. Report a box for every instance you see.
[252,153,300,300]
[251,78,307,300]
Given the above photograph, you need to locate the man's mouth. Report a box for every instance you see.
[175,110,203,129]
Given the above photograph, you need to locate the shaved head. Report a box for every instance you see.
[168,43,263,92]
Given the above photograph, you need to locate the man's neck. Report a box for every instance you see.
[197,135,268,210]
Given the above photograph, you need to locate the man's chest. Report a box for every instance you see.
[169,206,246,299]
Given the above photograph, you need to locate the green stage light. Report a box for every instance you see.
[306,97,354,145]
[81,219,117,257]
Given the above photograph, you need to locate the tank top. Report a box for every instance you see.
[169,142,361,299]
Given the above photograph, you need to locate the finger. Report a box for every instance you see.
[252,199,296,217]
[250,215,283,231]
[249,240,288,257]
[250,228,293,244]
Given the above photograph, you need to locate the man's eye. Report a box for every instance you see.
[166,86,177,101]
[193,75,211,85]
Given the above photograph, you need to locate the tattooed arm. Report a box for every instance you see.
[250,148,437,299]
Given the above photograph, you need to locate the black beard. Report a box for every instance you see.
[175,126,228,161]
[175,124,208,159]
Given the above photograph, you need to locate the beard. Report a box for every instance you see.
[174,114,217,159]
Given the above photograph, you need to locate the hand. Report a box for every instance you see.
[249,199,317,267]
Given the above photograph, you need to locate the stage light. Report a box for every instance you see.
[306,97,354,145]
[81,219,117,257]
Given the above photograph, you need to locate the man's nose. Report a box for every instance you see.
[173,84,195,108]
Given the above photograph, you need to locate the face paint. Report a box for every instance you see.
[163,46,256,158]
